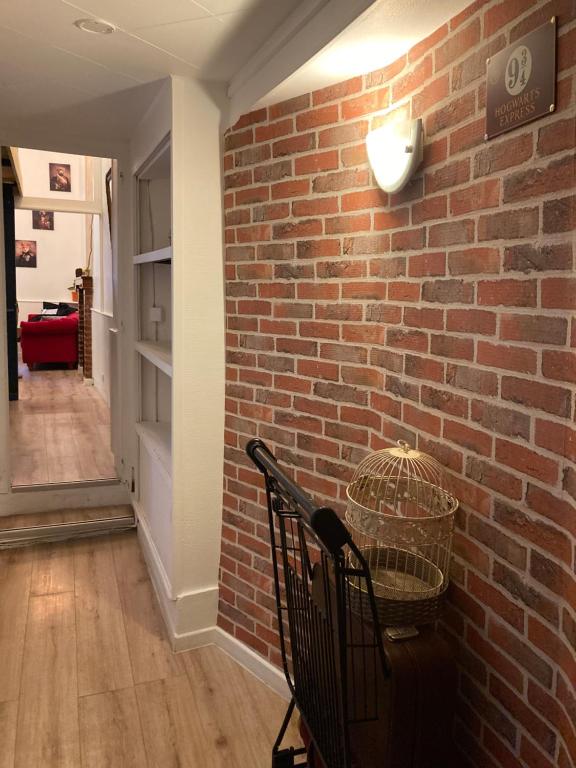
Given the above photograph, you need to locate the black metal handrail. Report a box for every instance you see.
[246,438,389,768]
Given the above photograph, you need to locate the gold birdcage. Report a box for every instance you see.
[345,440,458,626]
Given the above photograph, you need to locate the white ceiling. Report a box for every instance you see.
[0,0,472,153]
[0,0,304,122]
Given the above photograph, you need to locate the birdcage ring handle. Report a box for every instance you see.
[397,440,412,453]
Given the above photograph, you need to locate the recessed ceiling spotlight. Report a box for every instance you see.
[74,18,116,35]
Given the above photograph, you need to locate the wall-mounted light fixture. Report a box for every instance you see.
[366,117,423,193]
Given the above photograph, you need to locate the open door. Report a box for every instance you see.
[3,182,17,400]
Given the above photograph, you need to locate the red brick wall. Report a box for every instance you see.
[219,1,576,766]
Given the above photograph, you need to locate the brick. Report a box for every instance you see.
[370,348,402,371]
[412,196,447,224]
[269,179,308,201]
[447,364,498,396]
[313,76,363,105]
[254,161,292,183]
[421,385,468,418]
[295,150,339,175]
[500,314,567,346]
[342,365,383,388]
[341,143,368,167]
[391,228,425,251]
[426,158,471,193]
[496,439,558,485]
[403,403,441,436]
[235,144,270,167]
[450,179,500,215]
[504,242,573,273]
[412,74,450,116]
[495,500,572,567]
[342,235,390,257]
[392,55,433,101]
[447,309,496,336]
[291,197,338,217]
[296,239,340,259]
[426,92,476,137]
[431,333,474,361]
[341,87,389,119]
[543,194,576,233]
[325,213,371,234]
[436,18,481,70]
[313,169,369,193]
[253,203,290,222]
[257,243,294,262]
[314,381,366,406]
[478,279,537,307]
[340,189,386,212]
[273,219,322,239]
[297,433,339,459]
[488,618,553,689]
[405,354,444,382]
[537,117,576,156]
[374,208,410,230]
[224,170,252,189]
[429,219,475,247]
[273,133,315,157]
[466,625,524,693]
[542,277,576,309]
[387,328,428,352]
[448,247,500,276]
[450,117,486,155]
[423,279,474,304]
[542,349,576,384]
[319,121,368,148]
[387,282,420,302]
[254,118,293,143]
[507,157,574,204]
[478,207,539,241]
[493,561,559,627]
[325,421,368,445]
[468,515,526,570]
[445,420,492,457]
[404,306,444,330]
[468,572,524,631]
[490,676,557,757]
[296,104,338,131]
[224,129,253,151]
[535,419,576,463]
[232,108,267,130]
[343,324,385,345]
[501,376,571,417]
[322,343,367,365]
[269,94,310,120]
[466,458,522,500]
[341,281,386,300]
[471,400,530,440]
[452,34,506,90]
[474,133,533,177]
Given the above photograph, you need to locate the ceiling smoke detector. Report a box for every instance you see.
[74,18,116,35]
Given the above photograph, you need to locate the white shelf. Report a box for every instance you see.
[135,340,172,377]
[136,421,171,477]
[134,246,172,265]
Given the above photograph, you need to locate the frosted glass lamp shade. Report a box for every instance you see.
[366,118,423,193]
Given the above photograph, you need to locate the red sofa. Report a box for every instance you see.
[20,312,79,368]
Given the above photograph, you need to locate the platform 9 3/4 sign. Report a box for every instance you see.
[485,17,556,140]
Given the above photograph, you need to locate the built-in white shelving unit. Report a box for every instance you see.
[134,136,173,517]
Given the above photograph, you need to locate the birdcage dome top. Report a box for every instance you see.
[346,440,458,522]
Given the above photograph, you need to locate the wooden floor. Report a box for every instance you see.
[10,364,116,486]
[0,530,298,767]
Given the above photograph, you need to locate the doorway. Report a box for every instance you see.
[2,147,125,498]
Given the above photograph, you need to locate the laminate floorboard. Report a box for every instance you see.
[0,549,32,703]
[10,363,116,486]
[0,531,300,768]
[0,504,133,532]
[79,688,148,768]
[15,593,80,768]
[0,701,17,768]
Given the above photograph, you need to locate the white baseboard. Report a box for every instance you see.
[136,512,219,641]
[136,514,290,701]
[210,627,290,701]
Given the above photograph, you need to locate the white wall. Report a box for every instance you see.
[92,310,113,405]
[18,149,87,200]
[15,208,84,319]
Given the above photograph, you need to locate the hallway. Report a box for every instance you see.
[0,531,296,767]
[9,363,116,486]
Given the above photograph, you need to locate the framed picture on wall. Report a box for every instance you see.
[32,210,54,230]
[15,240,37,268]
[49,163,71,192]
